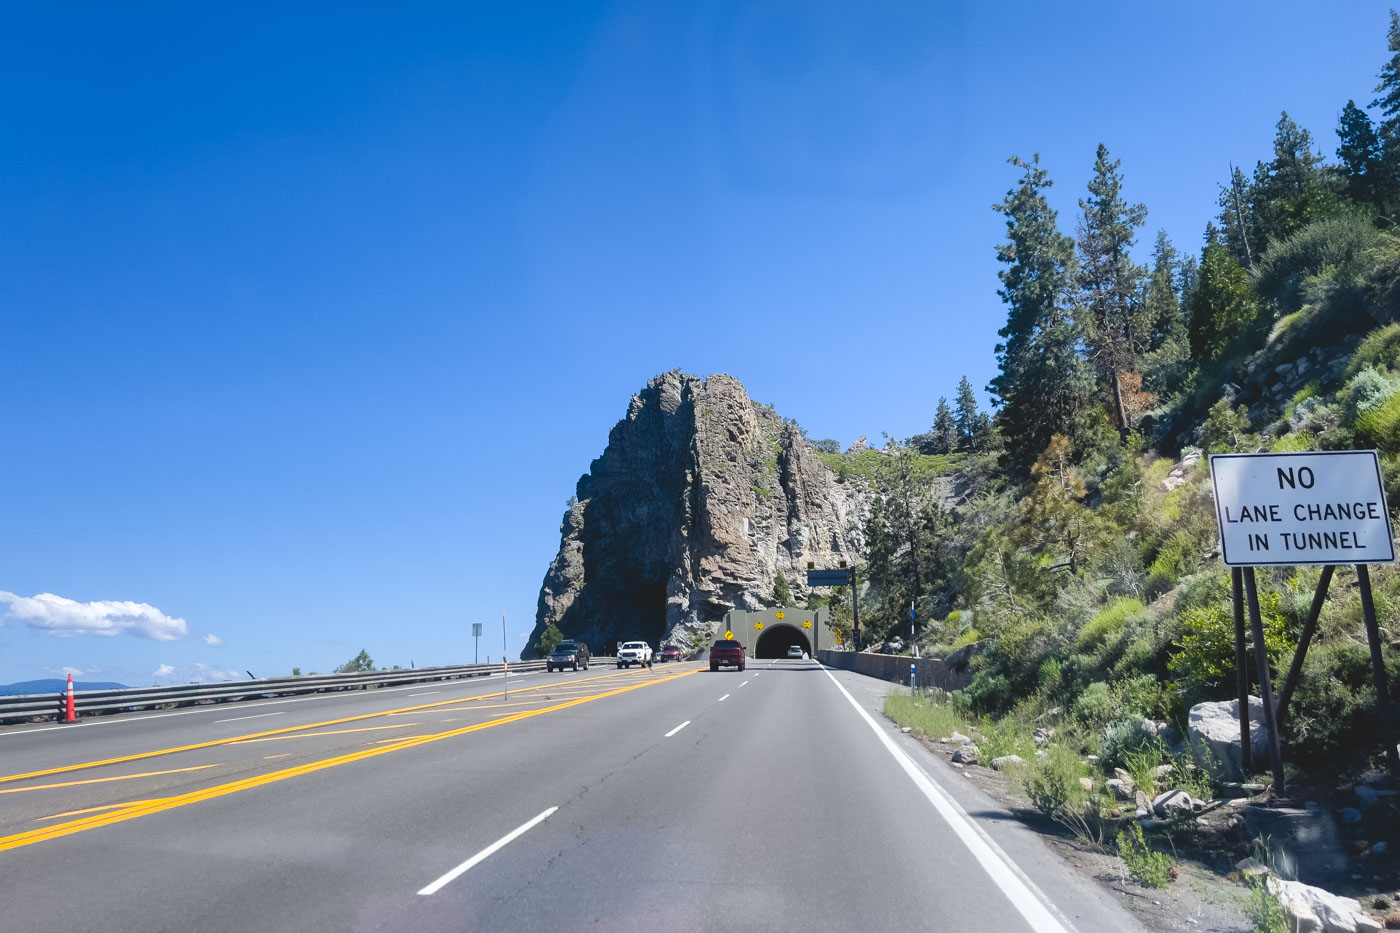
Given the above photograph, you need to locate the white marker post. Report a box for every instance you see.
[1211,450,1398,786]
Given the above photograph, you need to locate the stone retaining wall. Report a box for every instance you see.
[817,650,973,692]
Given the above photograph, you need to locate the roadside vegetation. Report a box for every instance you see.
[848,10,1400,908]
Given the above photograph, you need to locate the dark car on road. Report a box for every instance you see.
[547,640,590,672]
[657,645,682,662]
[709,639,745,672]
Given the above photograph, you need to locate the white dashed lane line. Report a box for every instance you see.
[664,721,690,738]
[417,807,558,895]
[717,694,730,702]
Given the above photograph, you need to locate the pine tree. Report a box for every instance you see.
[1249,112,1340,249]
[954,376,980,449]
[1139,230,1190,397]
[1142,230,1181,350]
[1373,10,1400,208]
[773,571,794,607]
[1188,225,1264,363]
[1338,99,1385,208]
[990,155,1103,475]
[1217,164,1259,270]
[927,398,953,452]
[1075,144,1148,432]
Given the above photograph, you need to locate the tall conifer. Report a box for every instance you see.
[1075,144,1147,432]
[990,156,1102,475]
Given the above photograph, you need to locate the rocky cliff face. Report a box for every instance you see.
[526,372,871,655]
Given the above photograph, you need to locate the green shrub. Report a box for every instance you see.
[1077,598,1146,652]
[1148,530,1200,582]
[1073,681,1114,724]
[1037,657,1063,692]
[1100,717,1158,769]
[1168,584,1293,699]
[1345,323,1400,378]
[1356,391,1400,454]
[963,670,1013,715]
[1268,430,1317,453]
[1343,366,1400,424]
[1289,396,1341,434]
[1114,673,1170,719]
[1256,214,1380,314]
[1117,821,1173,887]
[1021,744,1089,819]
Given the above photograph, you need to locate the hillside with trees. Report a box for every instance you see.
[832,12,1400,794]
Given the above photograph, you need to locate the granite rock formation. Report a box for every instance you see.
[525,372,871,655]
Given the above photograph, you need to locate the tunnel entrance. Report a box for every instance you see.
[755,623,811,659]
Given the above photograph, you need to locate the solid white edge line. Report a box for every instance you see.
[820,667,1073,933]
[407,692,439,697]
[214,712,285,723]
[717,694,730,702]
[418,806,559,895]
[664,720,690,738]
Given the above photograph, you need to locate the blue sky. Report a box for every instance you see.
[2,0,1395,685]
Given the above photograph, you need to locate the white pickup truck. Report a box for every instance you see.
[616,641,653,668]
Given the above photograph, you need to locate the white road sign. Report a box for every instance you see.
[1210,450,1395,567]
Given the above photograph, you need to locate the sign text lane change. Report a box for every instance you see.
[1210,450,1395,567]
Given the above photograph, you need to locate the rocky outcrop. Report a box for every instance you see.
[527,372,872,656]
[1189,696,1271,781]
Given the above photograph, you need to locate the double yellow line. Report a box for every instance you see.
[0,666,697,852]
[0,665,687,786]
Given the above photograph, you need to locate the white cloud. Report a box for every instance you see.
[152,662,240,685]
[0,592,187,641]
[202,634,225,647]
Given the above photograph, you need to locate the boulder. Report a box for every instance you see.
[1105,779,1136,802]
[1078,777,1094,792]
[1033,728,1053,746]
[990,754,1025,772]
[1135,790,1153,812]
[951,744,979,765]
[946,731,972,745]
[1189,696,1270,781]
[1265,876,1383,933]
[1153,789,1195,817]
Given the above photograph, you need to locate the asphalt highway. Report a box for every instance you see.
[0,660,1145,932]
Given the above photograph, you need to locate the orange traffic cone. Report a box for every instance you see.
[64,673,75,723]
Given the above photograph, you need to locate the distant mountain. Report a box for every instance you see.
[0,679,128,696]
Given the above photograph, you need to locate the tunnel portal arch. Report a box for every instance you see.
[755,623,811,659]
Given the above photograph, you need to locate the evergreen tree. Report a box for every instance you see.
[1075,144,1148,432]
[1139,230,1190,396]
[1217,164,1260,270]
[1373,10,1400,207]
[337,649,374,673]
[1188,225,1264,363]
[990,156,1104,475]
[932,397,957,452]
[1338,99,1385,208]
[954,375,980,449]
[534,624,564,658]
[1142,230,1182,350]
[773,571,794,607]
[1249,112,1340,249]
[865,447,954,637]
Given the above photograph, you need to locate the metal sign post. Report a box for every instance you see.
[1211,450,1398,793]
[472,622,482,665]
[501,612,508,701]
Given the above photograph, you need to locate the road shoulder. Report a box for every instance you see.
[822,664,1247,933]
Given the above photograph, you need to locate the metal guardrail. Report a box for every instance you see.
[0,661,550,725]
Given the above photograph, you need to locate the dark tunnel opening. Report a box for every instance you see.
[755,624,812,659]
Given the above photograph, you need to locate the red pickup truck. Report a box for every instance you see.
[709,638,746,672]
